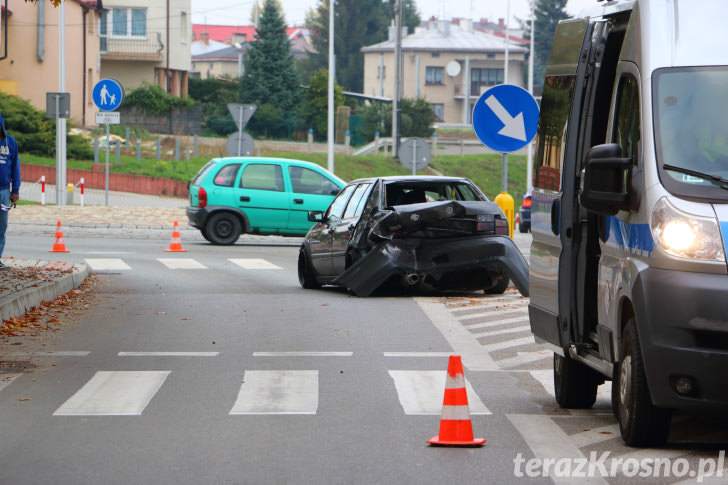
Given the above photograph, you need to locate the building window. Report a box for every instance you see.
[471,68,503,94]
[431,103,444,121]
[180,12,188,42]
[426,66,444,85]
[105,8,147,38]
[431,52,440,58]
[487,53,495,59]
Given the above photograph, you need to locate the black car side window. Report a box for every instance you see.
[325,184,356,223]
[343,184,371,219]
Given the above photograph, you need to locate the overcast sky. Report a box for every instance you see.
[191,0,600,27]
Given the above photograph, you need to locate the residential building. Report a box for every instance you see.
[0,0,104,127]
[361,19,528,125]
[100,0,191,97]
[189,24,316,79]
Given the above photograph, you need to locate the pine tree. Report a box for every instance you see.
[241,0,302,137]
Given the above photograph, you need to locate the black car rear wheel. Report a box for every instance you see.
[484,273,509,294]
[205,212,242,245]
[298,248,321,289]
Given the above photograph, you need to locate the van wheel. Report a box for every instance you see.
[298,248,321,289]
[612,319,672,447]
[553,353,602,409]
[205,212,242,245]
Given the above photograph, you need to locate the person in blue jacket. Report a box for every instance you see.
[0,112,21,268]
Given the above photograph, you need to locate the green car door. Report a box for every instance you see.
[234,162,290,233]
[286,164,343,233]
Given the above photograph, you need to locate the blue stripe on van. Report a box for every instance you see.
[604,216,655,257]
[720,222,728,258]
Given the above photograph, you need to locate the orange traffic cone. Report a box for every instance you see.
[49,221,70,253]
[164,220,187,252]
[427,354,486,447]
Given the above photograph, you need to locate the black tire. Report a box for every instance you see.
[612,319,672,447]
[298,247,321,289]
[553,353,602,409]
[484,274,509,294]
[204,212,242,245]
[200,227,212,243]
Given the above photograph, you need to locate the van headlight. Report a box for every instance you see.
[651,198,725,262]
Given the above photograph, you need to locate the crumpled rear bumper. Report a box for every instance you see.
[333,235,529,297]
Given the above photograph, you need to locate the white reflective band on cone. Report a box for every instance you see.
[440,405,472,421]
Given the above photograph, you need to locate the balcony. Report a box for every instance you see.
[100,32,164,62]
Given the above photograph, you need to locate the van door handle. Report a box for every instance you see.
[293,198,304,204]
[551,199,560,235]
[240,196,250,202]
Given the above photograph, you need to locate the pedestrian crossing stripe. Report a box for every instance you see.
[388,370,491,415]
[53,371,170,416]
[157,258,207,269]
[229,258,282,269]
[230,370,319,415]
[0,373,22,392]
[85,258,131,270]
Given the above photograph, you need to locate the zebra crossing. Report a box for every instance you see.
[84,257,283,271]
[1,352,491,417]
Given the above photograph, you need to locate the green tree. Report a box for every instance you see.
[241,0,302,138]
[188,77,241,136]
[523,0,570,92]
[361,97,435,140]
[306,0,419,93]
[302,69,345,141]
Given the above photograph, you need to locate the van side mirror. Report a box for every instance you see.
[581,143,632,215]
[308,210,324,223]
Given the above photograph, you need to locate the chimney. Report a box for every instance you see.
[232,33,247,44]
[498,18,505,28]
[438,20,451,36]
[201,32,210,46]
[460,19,473,33]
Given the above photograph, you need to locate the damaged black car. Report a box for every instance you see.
[297,176,529,297]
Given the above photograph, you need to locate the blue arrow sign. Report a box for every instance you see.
[472,84,539,153]
[92,79,124,112]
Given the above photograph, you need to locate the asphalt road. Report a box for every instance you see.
[2,229,728,484]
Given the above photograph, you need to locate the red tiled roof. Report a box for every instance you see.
[192,24,308,43]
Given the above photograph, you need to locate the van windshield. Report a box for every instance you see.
[654,67,728,200]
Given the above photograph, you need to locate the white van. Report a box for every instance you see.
[528,0,728,446]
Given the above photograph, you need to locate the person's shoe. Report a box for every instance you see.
[0,261,8,269]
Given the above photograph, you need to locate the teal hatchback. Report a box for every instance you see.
[186,157,345,245]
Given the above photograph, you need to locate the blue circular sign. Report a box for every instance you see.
[472,84,539,153]
[92,79,124,112]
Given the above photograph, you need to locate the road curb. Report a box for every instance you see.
[0,261,89,323]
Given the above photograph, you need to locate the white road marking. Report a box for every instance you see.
[462,315,530,330]
[118,352,219,357]
[229,258,282,269]
[85,258,131,271]
[0,373,22,392]
[469,324,532,338]
[481,336,536,352]
[157,258,207,269]
[53,371,170,416]
[415,297,500,371]
[496,351,551,369]
[507,414,609,484]
[388,370,490,415]
[383,352,453,358]
[229,370,318,415]
[252,351,352,357]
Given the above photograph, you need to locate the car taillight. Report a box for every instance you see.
[198,187,207,208]
[522,197,532,208]
[495,217,509,235]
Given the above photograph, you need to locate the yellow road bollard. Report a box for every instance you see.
[494,191,515,238]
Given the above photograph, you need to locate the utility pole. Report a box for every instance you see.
[56,2,67,206]
[392,0,403,159]
[327,0,335,173]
